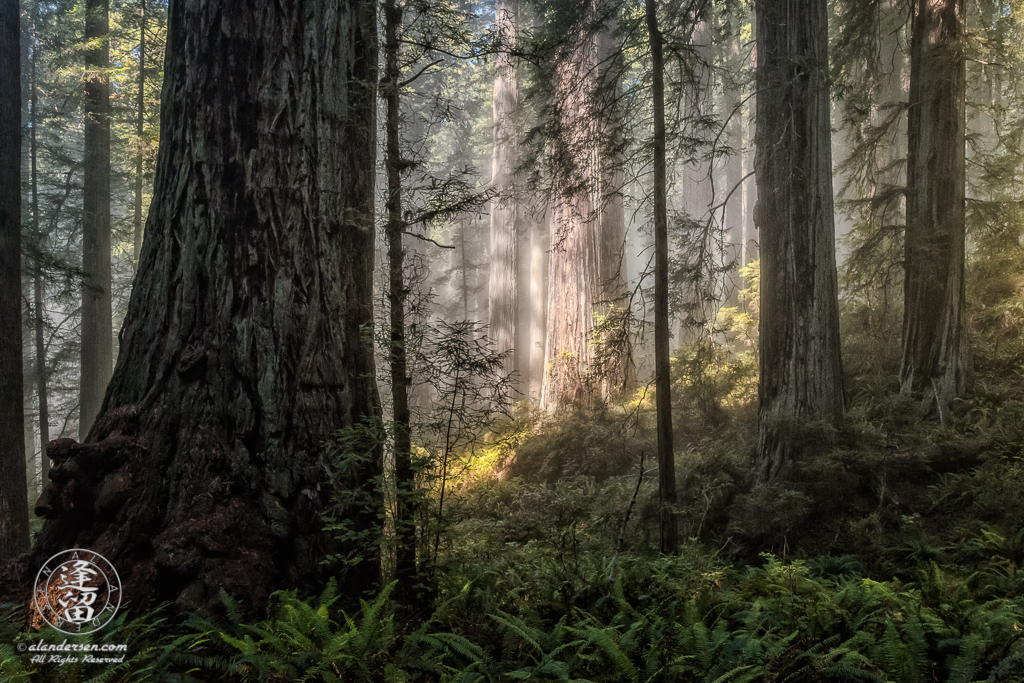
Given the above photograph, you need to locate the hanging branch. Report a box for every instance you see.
[608,451,646,583]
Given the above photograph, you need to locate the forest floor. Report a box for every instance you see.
[4,323,1024,681]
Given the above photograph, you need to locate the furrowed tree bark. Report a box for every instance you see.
[30,0,382,613]
[383,0,418,608]
[754,0,844,484]
[80,0,112,440]
[541,2,632,412]
[646,0,678,555]
[489,0,520,401]
[900,0,970,416]
[0,0,29,557]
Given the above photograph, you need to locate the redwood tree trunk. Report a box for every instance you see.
[900,0,970,416]
[525,205,549,401]
[646,0,678,555]
[31,0,382,613]
[0,0,29,557]
[541,4,632,412]
[489,0,520,399]
[754,0,844,484]
[80,0,112,439]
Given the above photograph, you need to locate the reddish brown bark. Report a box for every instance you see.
[542,4,632,412]
[30,0,382,613]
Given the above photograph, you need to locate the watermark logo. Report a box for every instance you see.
[33,549,122,635]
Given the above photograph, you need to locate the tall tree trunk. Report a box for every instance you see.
[742,32,758,268]
[34,274,49,488]
[132,0,146,267]
[722,31,745,305]
[646,0,678,555]
[383,0,418,607]
[525,205,549,401]
[460,218,470,319]
[31,0,382,613]
[489,0,520,400]
[754,0,844,484]
[29,4,49,490]
[80,0,112,440]
[542,3,632,412]
[0,0,29,557]
[900,0,970,416]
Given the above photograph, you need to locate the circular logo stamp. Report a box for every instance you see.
[33,549,122,634]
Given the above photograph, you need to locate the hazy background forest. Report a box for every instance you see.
[3,0,1024,680]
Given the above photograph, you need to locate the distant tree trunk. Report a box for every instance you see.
[742,34,758,268]
[489,0,520,400]
[754,0,844,484]
[132,0,146,267]
[29,5,49,489]
[525,205,549,401]
[0,0,29,557]
[34,274,49,487]
[383,0,418,607]
[459,218,470,319]
[542,7,632,412]
[594,27,632,393]
[722,32,745,305]
[31,0,382,613]
[646,0,678,555]
[80,0,112,440]
[900,0,970,416]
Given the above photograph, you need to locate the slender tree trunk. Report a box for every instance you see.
[383,0,418,606]
[29,5,49,489]
[489,0,520,400]
[0,0,29,557]
[31,0,382,613]
[132,0,146,267]
[80,0,112,439]
[754,0,844,484]
[900,0,970,416]
[34,274,49,487]
[646,0,678,555]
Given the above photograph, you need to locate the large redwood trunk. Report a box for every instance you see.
[30,0,381,613]
[754,0,845,484]
[489,0,521,398]
[900,0,970,416]
[541,3,632,412]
